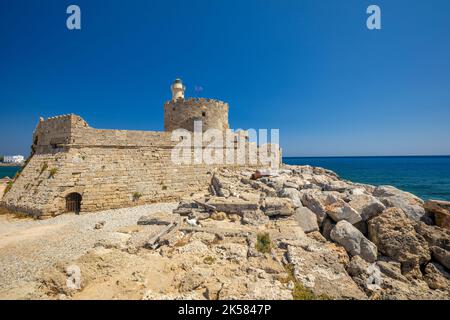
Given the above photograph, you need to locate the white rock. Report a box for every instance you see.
[348,194,386,221]
[372,186,425,221]
[326,199,362,225]
[330,220,378,263]
[278,187,302,208]
[294,207,319,233]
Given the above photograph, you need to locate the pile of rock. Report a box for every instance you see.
[75,165,448,300]
[182,165,450,299]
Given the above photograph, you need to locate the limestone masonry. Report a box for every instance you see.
[1,79,272,217]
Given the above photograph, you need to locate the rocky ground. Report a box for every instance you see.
[0,165,449,300]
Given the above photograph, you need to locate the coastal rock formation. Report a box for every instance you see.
[2,164,449,300]
[430,246,450,270]
[293,207,319,233]
[368,208,430,275]
[325,197,362,225]
[348,194,386,221]
[372,186,425,221]
[285,242,367,299]
[424,200,450,229]
[330,220,377,263]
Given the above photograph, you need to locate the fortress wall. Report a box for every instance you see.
[70,128,176,148]
[32,116,72,154]
[1,153,69,216]
[2,145,258,217]
[2,115,278,217]
[164,98,229,132]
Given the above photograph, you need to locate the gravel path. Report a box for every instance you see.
[0,202,177,291]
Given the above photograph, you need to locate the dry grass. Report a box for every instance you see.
[255,232,272,254]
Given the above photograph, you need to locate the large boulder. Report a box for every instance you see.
[278,187,302,208]
[423,262,450,291]
[376,260,408,283]
[206,197,259,215]
[323,180,351,192]
[330,221,378,263]
[241,210,270,226]
[414,222,450,250]
[325,197,362,225]
[424,200,450,229]
[346,256,383,294]
[293,207,319,233]
[372,186,425,221]
[300,190,329,225]
[311,174,332,188]
[368,208,430,274]
[348,194,386,221]
[347,256,450,300]
[430,246,450,270]
[286,241,367,300]
[261,197,295,217]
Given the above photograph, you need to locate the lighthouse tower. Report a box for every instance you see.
[164,79,229,132]
[171,78,185,101]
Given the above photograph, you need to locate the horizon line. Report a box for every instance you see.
[283,154,450,158]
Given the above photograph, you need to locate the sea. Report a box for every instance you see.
[284,156,450,201]
[1,156,449,201]
[0,166,21,180]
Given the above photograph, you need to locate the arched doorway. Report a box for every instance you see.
[66,193,82,213]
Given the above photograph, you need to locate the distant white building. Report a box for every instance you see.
[3,155,25,164]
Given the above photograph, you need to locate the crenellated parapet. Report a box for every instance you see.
[164,97,229,132]
[32,114,89,154]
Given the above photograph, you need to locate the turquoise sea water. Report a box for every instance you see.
[283,156,450,201]
[0,166,21,180]
[2,157,450,201]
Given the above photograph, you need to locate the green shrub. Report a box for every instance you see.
[48,168,57,178]
[256,232,272,254]
[203,256,216,265]
[132,192,142,201]
[4,180,13,195]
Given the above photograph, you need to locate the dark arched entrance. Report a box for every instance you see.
[66,193,82,213]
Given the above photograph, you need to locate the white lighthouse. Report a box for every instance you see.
[171,78,185,101]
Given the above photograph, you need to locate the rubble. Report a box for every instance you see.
[3,165,449,300]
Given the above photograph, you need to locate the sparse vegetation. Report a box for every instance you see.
[162,185,168,190]
[255,232,272,254]
[283,264,331,300]
[48,168,57,178]
[4,180,13,195]
[203,256,216,265]
[132,192,142,201]
[39,162,48,175]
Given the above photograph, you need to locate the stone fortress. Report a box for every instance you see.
[164,79,229,132]
[1,79,277,218]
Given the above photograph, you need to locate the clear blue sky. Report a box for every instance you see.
[1,0,449,157]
